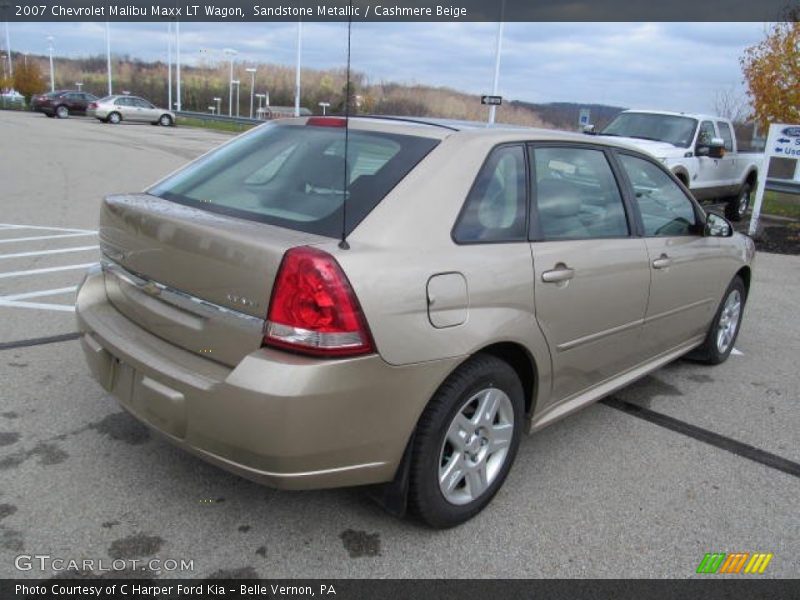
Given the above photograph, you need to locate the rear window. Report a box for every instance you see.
[149,123,440,237]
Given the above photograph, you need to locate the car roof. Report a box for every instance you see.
[280,116,658,151]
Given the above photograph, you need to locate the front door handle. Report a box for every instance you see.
[652,254,672,269]
[542,265,575,283]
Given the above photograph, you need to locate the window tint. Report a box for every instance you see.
[531,147,628,240]
[618,154,698,237]
[453,145,527,243]
[149,123,439,238]
[698,121,716,146]
[717,122,734,151]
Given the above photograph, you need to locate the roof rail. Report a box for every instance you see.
[356,114,461,132]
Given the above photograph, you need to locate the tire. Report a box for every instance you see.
[55,105,69,119]
[689,276,746,365]
[726,183,751,222]
[159,114,173,127]
[107,112,122,124]
[409,354,524,528]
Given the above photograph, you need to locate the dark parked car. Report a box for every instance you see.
[32,90,99,119]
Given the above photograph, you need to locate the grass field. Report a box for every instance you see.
[761,191,800,219]
[176,116,257,133]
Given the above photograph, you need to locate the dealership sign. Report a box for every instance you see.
[749,123,800,236]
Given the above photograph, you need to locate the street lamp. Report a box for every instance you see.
[46,35,55,92]
[318,101,330,116]
[4,20,12,79]
[105,21,112,95]
[222,48,237,117]
[232,79,240,117]
[245,67,256,119]
[255,93,265,119]
[75,82,82,91]
[213,96,221,115]
[208,105,215,114]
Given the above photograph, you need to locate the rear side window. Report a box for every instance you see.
[149,123,439,237]
[531,147,629,240]
[453,145,527,243]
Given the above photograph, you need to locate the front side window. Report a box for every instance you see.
[149,123,439,237]
[717,122,734,151]
[698,121,717,146]
[618,154,698,237]
[453,145,527,243]
[531,147,628,240]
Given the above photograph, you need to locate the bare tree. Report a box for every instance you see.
[712,88,750,124]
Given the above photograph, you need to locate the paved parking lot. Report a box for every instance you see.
[0,110,798,579]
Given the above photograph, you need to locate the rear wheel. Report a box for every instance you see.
[55,105,69,119]
[409,354,524,528]
[689,276,746,365]
[107,112,121,124]
[726,183,751,221]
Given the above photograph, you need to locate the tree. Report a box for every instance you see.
[740,19,799,128]
[712,88,750,124]
[13,59,46,104]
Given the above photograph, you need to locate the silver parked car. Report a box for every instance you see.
[76,116,754,527]
[88,95,175,126]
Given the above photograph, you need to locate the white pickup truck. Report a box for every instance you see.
[590,110,762,221]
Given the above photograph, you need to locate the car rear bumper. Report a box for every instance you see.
[76,270,458,490]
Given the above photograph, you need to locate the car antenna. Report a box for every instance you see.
[339,2,353,250]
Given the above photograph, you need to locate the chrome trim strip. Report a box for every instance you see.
[101,258,265,332]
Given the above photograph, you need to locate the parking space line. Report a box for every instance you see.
[602,397,800,479]
[0,245,99,260]
[0,262,98,279]
[0,332,81,350]
[1,286,78,301]
[0,232,98,244]
[731,348,744,356]
[0,299,75,312]
[0,223,96,233]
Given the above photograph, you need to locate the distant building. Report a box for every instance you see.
[257,106,312,120]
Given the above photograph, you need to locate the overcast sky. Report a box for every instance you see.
[4,21,769,113]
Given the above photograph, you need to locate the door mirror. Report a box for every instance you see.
[705,212,733,237]
[697,137,725,159]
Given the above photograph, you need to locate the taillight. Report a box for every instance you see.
[88,102,98,109]
[263,246,374,357]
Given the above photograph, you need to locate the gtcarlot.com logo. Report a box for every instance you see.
[696,552,773,574]
[14,554,194,573]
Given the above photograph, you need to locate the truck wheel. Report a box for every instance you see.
[409,354,524,528]
[725,183,751,222]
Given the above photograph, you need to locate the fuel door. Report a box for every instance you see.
[427,272,468,328]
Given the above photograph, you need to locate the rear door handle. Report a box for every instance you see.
[652,254,672,269]
[542,265,575,283]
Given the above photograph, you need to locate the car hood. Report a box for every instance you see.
[595,135,687,160]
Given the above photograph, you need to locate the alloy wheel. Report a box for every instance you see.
[438,387,514,506]
[716,289,741,354]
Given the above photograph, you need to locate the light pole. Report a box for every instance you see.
[245,67,256,119]
[318,101,330,116]
[488,1,505,125]
[4,20,12,79]
[46,35,54,92]
[175,20,181,111]
[223,48,237,117]
[75,82,82,91]
[232,80,240,117]
[105,21,112,95]
[208,105,215,114]
[294,21,302,117]
[213,96,221,115]
[167,22,172,115]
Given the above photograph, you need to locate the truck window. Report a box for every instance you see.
[716,122,734,151]
[698,121,717,146]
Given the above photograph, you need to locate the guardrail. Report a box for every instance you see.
[175,110,263,127]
